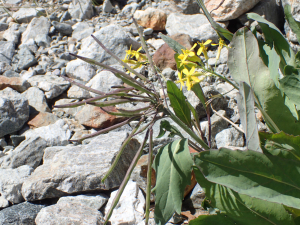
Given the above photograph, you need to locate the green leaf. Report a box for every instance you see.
[247,13,296,68]
[153,139,193,225]
[263,44,281,88]
[284,4,300,45]
[167,80,191,128]
[280,73,300,108]
[193,166,295,225]
[189,212,239,225]
[236,82,262,152]
[160,33,186,54]
[194,148,300,210]
[295,51,300,68]
[228,27,300,135]
[156,120,184,138]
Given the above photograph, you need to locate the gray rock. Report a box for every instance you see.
[52,98,84,118]
[103,0,114,13]
[215,127,244,149]
[166,13,220,42]
[3,23,21,44]
[60,11,72,22]
[144,27,153,35]
[0,138,7,149]
[75,24,140,66]
[0,22,7,31]
[23,119,71,146]
[21,131,140,201]
[21,17,51,45]
[105,180,145,225]
[12,8,46,23]
[10,134,25,147]
[22,87,50,114]
[68,0,94,20]
[185,86,228,119]
[35,201,104,225]
[189,184,205,209]
[67,85,92,99]
[65,59,96,83]
[0,202,45,225]
[207,47,228,66]
[14,46,37,71]
[0,41,15,65]
[215,82,239,100]
[51,21,73,36]
[119,3,139,18]
[0,165,33,203]
[85,70,123,97]
[3,0,23,4]
[57,194,108,210]
[0,196,9,209]
[72,22,94,41]
[3,70,19,77]
[27,75,70,99]
[19,38,38,53]
[35,34,51,47]
[0,137,47,169]
[162,67,176,80]
[200,110,229,148]
[0,87,29,137]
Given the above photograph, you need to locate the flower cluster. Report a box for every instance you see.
[122,46,147,69]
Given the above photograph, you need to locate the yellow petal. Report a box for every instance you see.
[197,47,203,56]
[204,39,212,45]
[186,78,192,90]
[182,68,189,75]
[137,46,142,52]
[190,66,195,74]
[191,76,201,83]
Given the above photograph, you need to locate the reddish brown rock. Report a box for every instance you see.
[153,33,193,70]
[27,112,59,128]
[134,7,167,31]
[75,105,125,129]
[0,76,30,92]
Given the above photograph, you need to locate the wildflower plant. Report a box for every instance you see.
[54,1,300,224]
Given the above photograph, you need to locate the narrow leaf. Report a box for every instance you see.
[153,139,193,225]
[236,82,262,152]
[284,4,300,45]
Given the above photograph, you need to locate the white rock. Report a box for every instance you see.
[57,194,108,210]
[215,127,244,149]
[65,59,96,83]
[12,8,46,23]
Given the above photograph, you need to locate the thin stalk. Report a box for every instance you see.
[104,129,150,225]
[101,117,145,183]
[165,108,210,150]
[145,127,153,225]
[70,117,138,143]
[91,34,150,82]
[99,106,144,117]
[206,106,211,148]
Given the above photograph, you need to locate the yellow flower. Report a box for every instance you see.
[197,40,212,60]
[177,70,185,90]
[178,43,197,67]
[212,38,230,61]
[182,67,204,90]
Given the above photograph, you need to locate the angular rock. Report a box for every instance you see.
[0,76,30,92]
[21,131,140,201]
[52,98,84,118]
[0,202,45,225]
[189,184,205,209]
[0,196,9,209]
[120,3,139,18]
[67,85,92,99]
[22,87,50,114]
[68,0,94,20]
[134,7,167,31]
[21,17,50,45]
[72,22,94,41]
[0,165,33,203]
[215,82,239,99]
[205,0,261,21]
[166,13,220,42]
[0,137,47,169]
[3,23,20,44]
[51,21,73,36]
[0,87,29,137]
[85,70,123,97]
[24,119,71,146]
[75,105,125,129]
[27,75,70,99]
[57,194,108,210]
[27,112,59,128]
[153,33,192,70]
[105,180,145,225]
[0,22,8,31]
[0,41,15,65]
[34,34,51,47]
[12,8,46,23]
[66,59,96,83]
[215,127,244,149]
[13,46,37,71]
[35,201,104,225]
[103,0,114,13]
[74,24,140,66]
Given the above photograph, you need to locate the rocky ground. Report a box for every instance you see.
[0,0,297,224]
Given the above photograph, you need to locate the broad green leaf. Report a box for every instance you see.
[228,27,300,135]
[167,80,191,127]
[284,4,300,45]
[153,139,193,225]
[236,82,261,152]
[263,44,281,88]
[189,212,239,225]
[193,166,295,225]
[295,52,300,68]
[247,13,296,68]
[160,33,185,54]
[280,73,300,108]
[194,148,300,210]
[156,120,184,138]
[194,0,233,41]
[259,131,300,160]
